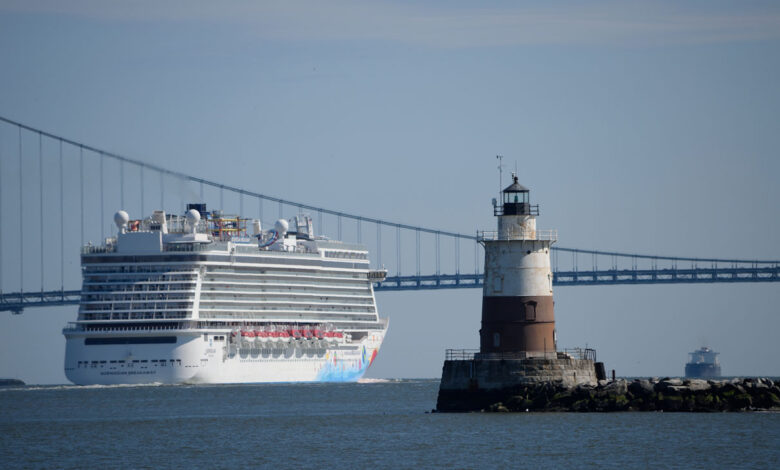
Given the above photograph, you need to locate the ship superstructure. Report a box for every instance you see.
[684,346,721,379]
[64,204,388,385]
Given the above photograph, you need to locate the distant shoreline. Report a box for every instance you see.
[0,379,25,387]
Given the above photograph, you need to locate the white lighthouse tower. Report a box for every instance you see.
[436,173,600,411]
[479,174,557,356]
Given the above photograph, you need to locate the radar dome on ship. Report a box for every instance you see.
[186,208,201,224]
[114,210,129,229]
[186,209,201,234]
[274,219,289,234]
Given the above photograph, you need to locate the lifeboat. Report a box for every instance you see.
[278,330,291,343]
[289,329,302,340]
[274,330,284,343]
[238,329,255,347]
[302,329,313,340]
[313,328,324,340]
[255,330,268,342]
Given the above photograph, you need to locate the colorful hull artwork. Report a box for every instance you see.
[316,344,381,382]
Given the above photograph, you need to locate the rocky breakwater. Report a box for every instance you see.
[440,378,780,412]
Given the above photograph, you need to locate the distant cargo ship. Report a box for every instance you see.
[684,346,721,378]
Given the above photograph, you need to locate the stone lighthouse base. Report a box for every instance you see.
[436,351,601,412]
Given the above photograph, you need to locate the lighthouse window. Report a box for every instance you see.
[493,333,500,348]
[504,192,528,204]
[525,301,537,321]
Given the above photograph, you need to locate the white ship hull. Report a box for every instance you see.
[65,207,389,385]
[64,328,386,385]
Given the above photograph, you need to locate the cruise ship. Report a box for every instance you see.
[63,204,388,385]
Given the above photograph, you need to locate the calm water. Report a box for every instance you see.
[1,379,778,469]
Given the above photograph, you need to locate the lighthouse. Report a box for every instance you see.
[479,174,557,356]
[436,173,600,412]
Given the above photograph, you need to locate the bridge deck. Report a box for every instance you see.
[2,265,777,313]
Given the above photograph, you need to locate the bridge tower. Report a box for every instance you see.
[480,175,556,355]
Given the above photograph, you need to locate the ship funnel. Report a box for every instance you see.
[252,219,262,236]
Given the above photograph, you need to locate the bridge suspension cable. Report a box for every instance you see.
[2,115,778,264]
[0,115,778,315]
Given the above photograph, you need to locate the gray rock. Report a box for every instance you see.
[667,385,690,394]
[747,381,768,390]
[604,379,628,395]
[687,379,711,392]
[654,378,683,392]
[628,379,655,396]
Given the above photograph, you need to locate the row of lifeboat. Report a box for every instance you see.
[231,328,345,343]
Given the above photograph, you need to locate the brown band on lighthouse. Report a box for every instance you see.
[481,296,555,323]
[480,295,556,353]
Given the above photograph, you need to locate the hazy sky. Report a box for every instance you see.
[0,1,778,383]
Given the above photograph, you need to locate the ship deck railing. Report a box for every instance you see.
[63,323,193,333]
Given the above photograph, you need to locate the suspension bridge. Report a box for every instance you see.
[0,116,778,314]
